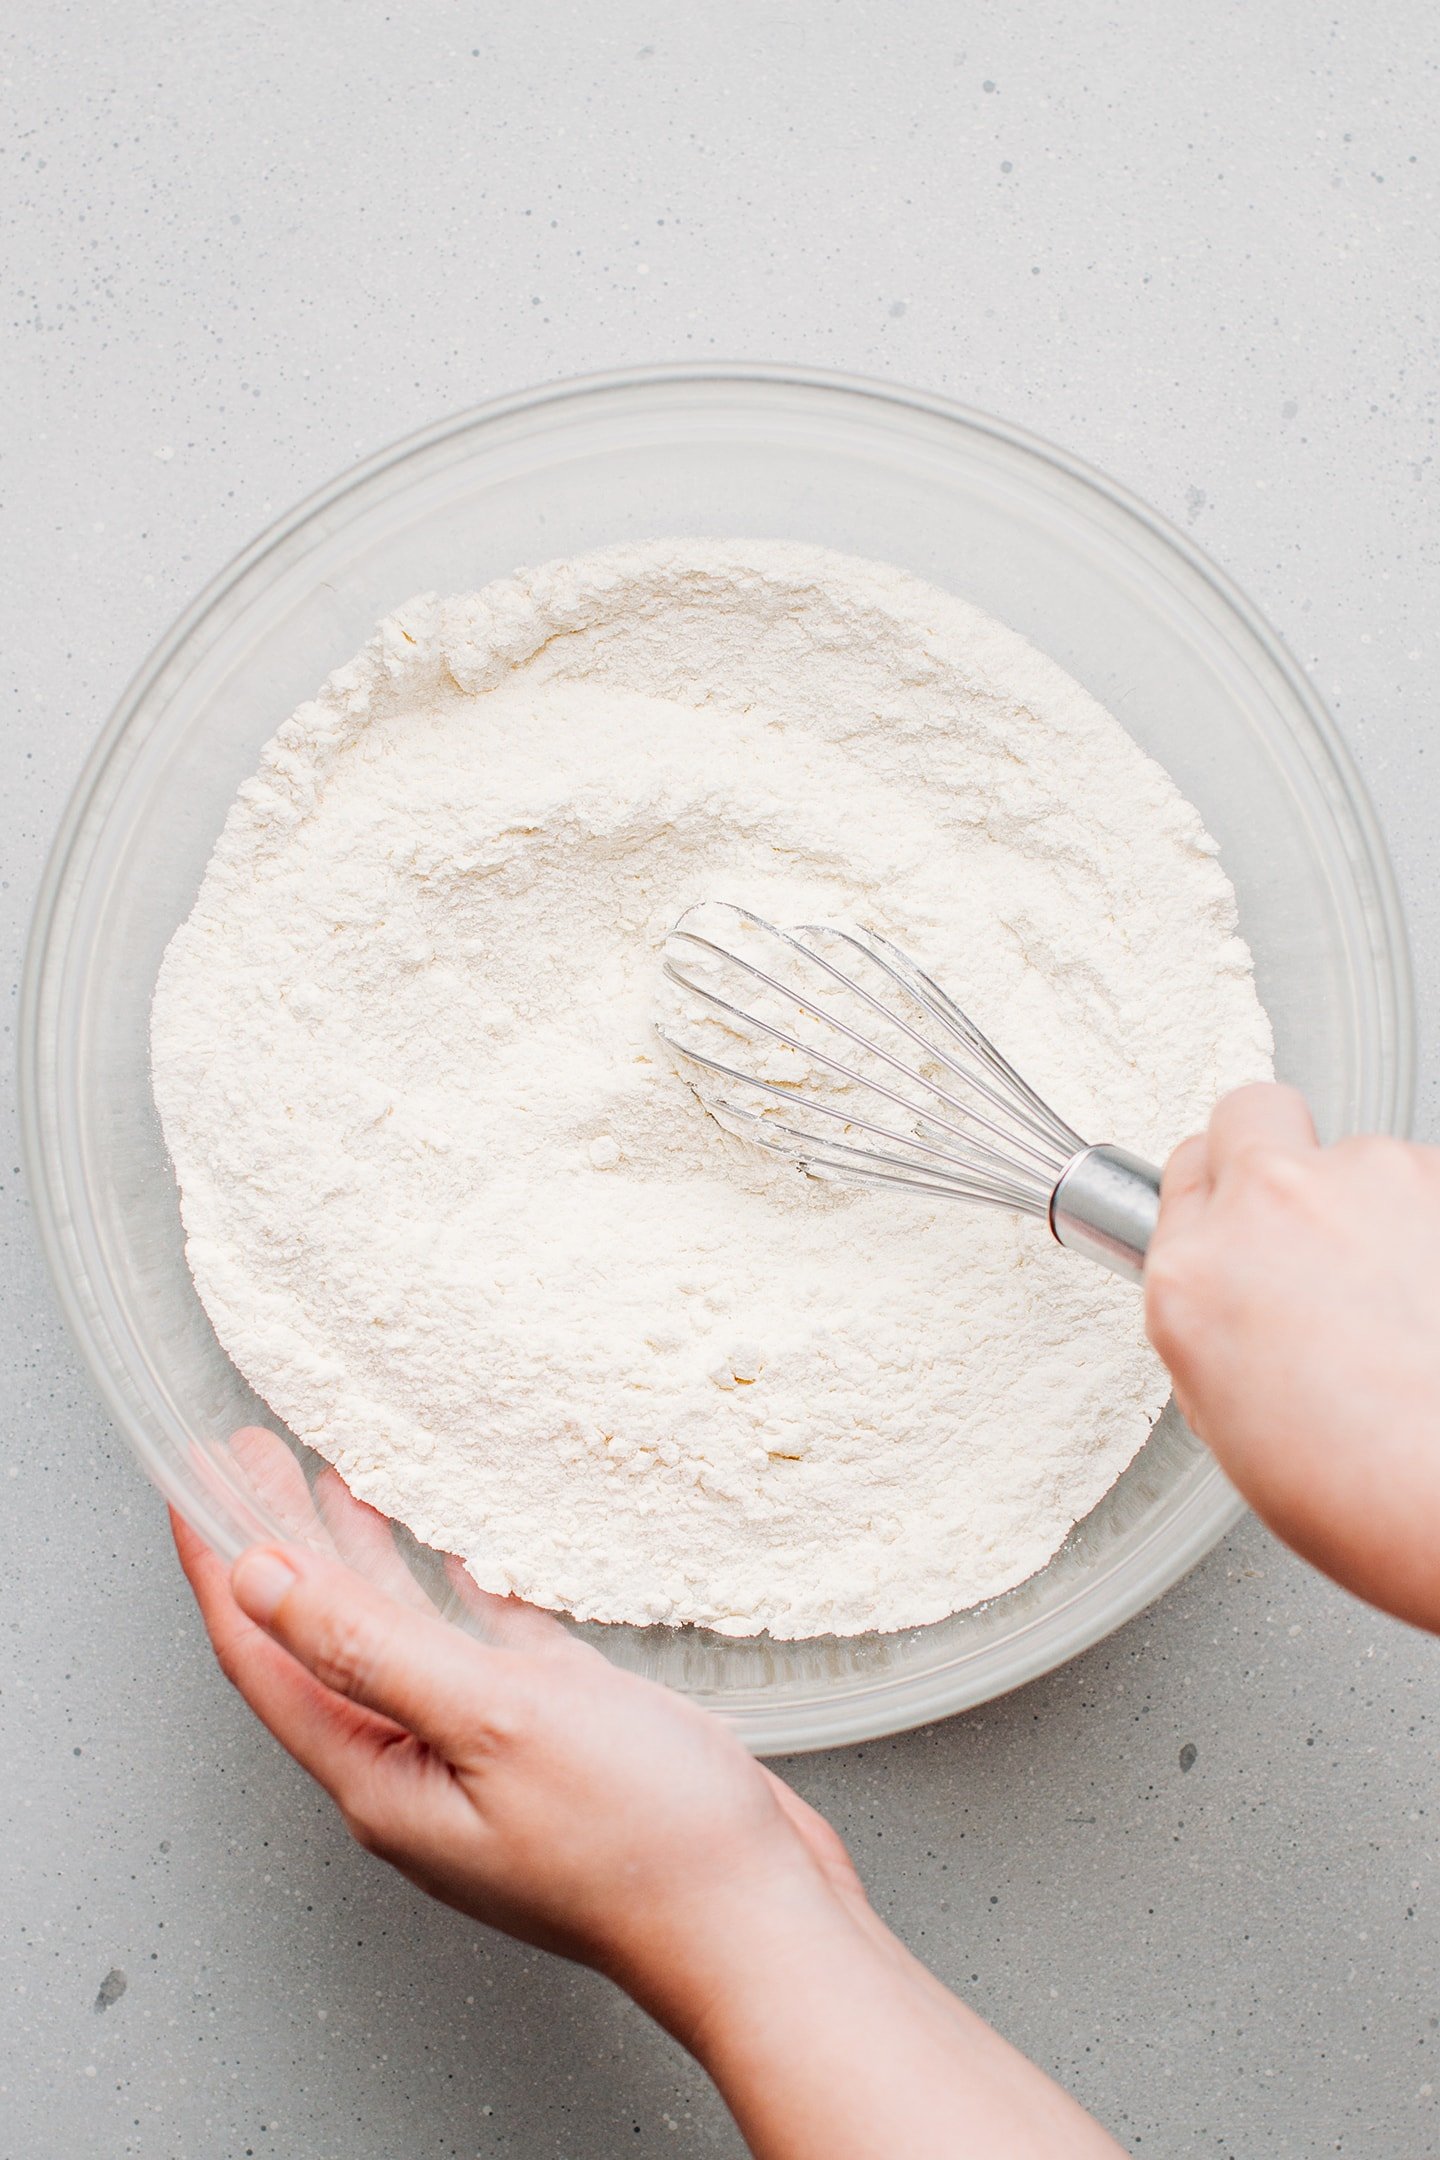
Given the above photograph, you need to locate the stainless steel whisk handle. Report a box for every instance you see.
[1049,1145,1161,1285]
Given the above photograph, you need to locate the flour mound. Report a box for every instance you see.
[151,540,1272,1638]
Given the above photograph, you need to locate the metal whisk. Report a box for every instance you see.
[658,903,1161,1283]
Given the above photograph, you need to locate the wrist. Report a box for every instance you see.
[605,1855,875,2061]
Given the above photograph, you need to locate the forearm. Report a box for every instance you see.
[645,1878,1125,2160]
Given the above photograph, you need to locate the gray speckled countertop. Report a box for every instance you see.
[4,5,1438,2154]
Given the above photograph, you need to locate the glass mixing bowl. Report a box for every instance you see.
[20,365,1413,1752]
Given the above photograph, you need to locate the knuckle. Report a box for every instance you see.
[473,1684,535,1753]
[1229,1142,1308,1207]
[1144,1236,1221,1375]
[335,1763,400,1861]
[1249,1142,1304,1193]
[1143,1241,1195,1339]
[1161,1134,1205,1189]
[310,1611,378,1701]
[1338,1133,1412,1182]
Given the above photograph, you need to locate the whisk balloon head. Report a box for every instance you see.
[657,902,1087,1216]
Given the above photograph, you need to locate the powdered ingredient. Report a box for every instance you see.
[151,540,1273,1638]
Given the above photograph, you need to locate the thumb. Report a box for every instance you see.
[231,1544,529,1758]
[1154,1131,1211,1242]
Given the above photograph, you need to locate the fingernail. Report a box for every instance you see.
[232,1546,300,1625]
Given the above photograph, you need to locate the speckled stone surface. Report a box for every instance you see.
[4,5,1438,2154]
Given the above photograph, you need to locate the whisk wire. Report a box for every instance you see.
[654,1028,1052,1210]
[662,949,1049,1195]
[664,922,1069,1184]
[657,902,1163,1283]
[714,1104,1042,1209]
[833,927,1084,1160]
[771,915,1074,1161]
[716,1104,1056,1210]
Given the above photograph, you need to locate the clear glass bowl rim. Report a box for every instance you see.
[19,362,1416,1750]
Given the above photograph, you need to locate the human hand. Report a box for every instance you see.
[1146,1084,1440,1631]
[173,1429,863,2049]
[176,1430,1125,2157]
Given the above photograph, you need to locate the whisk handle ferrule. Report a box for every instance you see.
[1049,1145,1161,1284]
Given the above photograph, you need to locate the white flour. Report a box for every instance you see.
[151,540,1273,1638]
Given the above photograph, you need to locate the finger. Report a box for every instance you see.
[231,1541,528,1758]
[440,1552,575,1654]
[313,1467,570,1649]
[1207,1082,1318,1169]
[1161,1133,1210,1204]
[225,1425,337,1546]
[1155,1132,1211,1241]
[315,1466,571,1651]
[172,1509,407,1793]
[312,1467,434,1611]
